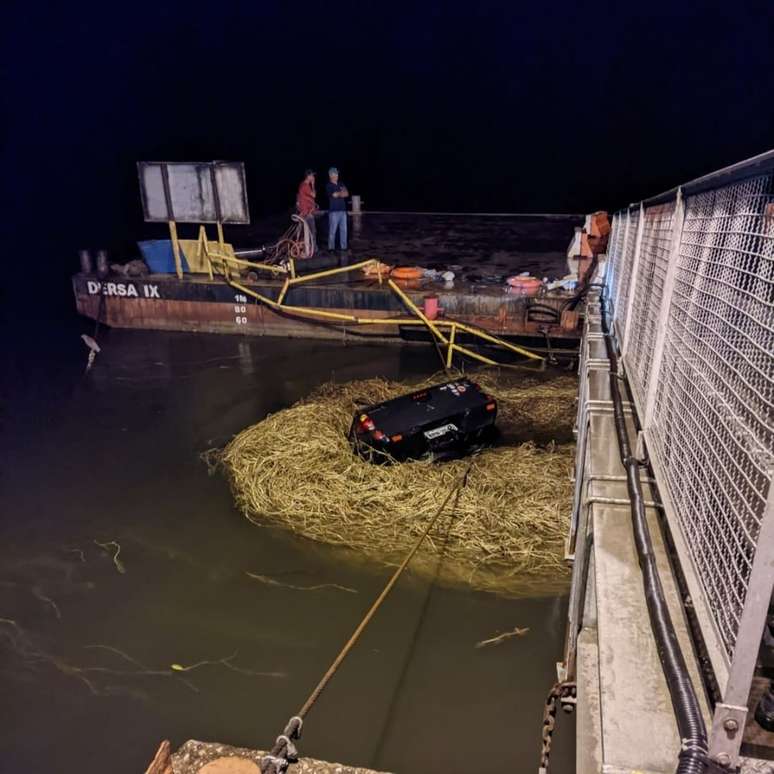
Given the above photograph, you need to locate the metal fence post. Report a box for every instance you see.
[708,481,774,769]
[602,215,615,288]
[641,188,685,428]
[612,210,631,322]
[621,202,646,357]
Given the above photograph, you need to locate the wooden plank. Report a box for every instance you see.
[144,740,172,774]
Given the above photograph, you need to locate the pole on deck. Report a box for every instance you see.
[168,220,183,279]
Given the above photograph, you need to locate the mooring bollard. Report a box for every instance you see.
[78,249,93,275]
[351,195,362,214]
[96,249,109,279]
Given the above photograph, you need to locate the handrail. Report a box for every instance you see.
[637,147,774,207]
[224,270,544,367]
[207,250,288,276]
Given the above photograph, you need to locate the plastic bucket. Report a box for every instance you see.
[423,295,439,320]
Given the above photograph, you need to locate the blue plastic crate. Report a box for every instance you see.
[138,240,190,274]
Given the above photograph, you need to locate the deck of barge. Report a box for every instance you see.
[237,211,583,281]
[74,212,586,347]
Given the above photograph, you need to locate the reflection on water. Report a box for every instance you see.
[1,326,574,773]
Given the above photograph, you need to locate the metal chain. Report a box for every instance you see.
[538,681,575,774]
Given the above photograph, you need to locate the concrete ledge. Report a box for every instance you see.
[577,627,602,774]
[172,740,391,774]
[592,501,711,774]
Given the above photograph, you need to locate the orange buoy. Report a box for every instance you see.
[506,275,543,296]
[391,266,424,280]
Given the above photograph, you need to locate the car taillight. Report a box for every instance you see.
[359,414,375,431]
[372,430,386,441]
[390,434,403,443]
[486,402,496,411]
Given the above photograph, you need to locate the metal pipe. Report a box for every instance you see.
[642,147,774,206]
[449,320,544,361]
[446,324,457,368]
[286,258,377,285]
[209,252,287,275]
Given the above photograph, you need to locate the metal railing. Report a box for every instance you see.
[604,149,774,767]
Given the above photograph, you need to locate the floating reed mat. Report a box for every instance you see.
[218,372,576,596]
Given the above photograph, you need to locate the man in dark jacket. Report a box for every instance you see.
[326,167,349,251]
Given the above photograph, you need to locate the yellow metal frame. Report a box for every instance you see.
[168,221,183,279]
[210,252,288,276]
[286,258,380,286]
[194,242,543,365]
[222,264,543,366]
[388,279,449,345]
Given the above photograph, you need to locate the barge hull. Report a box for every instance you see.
[72,272,582,346]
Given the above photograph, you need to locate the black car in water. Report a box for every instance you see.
[349,378,498,462]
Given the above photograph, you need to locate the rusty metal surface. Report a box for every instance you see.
[72,272,581,343]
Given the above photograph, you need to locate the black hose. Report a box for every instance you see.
[600,291,708,774]
[526,303,561,323]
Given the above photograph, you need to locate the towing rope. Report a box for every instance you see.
[260,463,473,774]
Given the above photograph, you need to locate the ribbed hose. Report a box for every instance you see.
[600,293,708,774]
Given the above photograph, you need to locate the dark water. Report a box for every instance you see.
[1,325,574,773]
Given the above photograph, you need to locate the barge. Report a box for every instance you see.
[73,210,600,359]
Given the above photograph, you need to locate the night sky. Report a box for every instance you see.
[2,0,773,318]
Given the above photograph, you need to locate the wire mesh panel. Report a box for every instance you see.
[606,212,626,298]
[613,207,640,335]
[625,201,676,411]
[647,172,774,662]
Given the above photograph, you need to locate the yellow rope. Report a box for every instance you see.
[297,463,471,720]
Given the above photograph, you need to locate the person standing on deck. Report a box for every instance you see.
[326,167,349,251]
[296,169,318,257]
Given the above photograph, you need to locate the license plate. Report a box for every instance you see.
[424,423,458,440]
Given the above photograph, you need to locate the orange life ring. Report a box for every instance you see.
[506,275,543,296]
[391,266,424,280]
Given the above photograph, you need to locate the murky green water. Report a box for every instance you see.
[1,327,574,773]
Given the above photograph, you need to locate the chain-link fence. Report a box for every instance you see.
[604,153,774,728]
[624,201,676,410]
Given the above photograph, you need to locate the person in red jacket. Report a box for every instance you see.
[296,169,318,257]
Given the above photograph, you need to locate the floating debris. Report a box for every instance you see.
[168,652,285,678]
[62,547,86,563]
[475,626,530,648]
[32,586,61,619]
[94,540,125,574]
[245,572,357,594]
[219,372,576,596]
